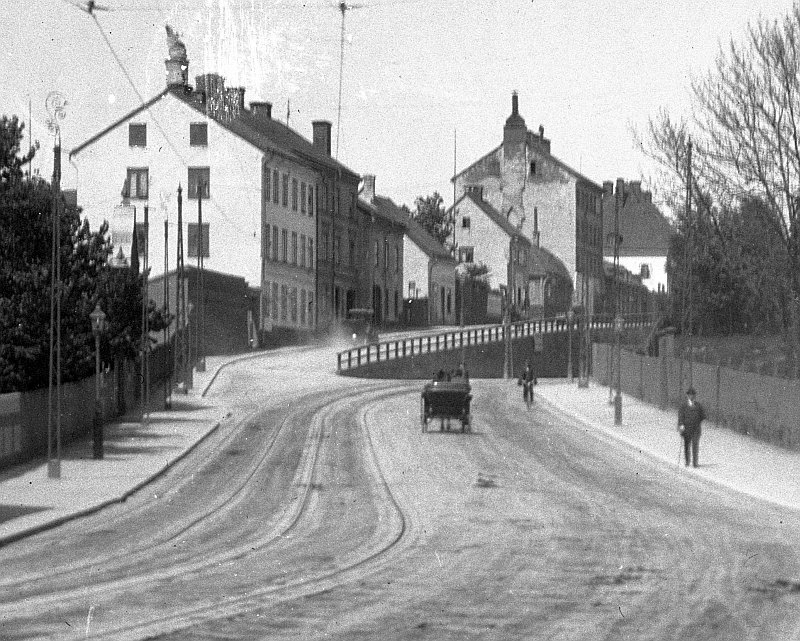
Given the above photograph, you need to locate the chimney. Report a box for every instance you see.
[312,120,332,156]
[231,87,246,111]
[603,181,614,195]
[165,26,189,87]
[503,91,526,158]
[630,180,641,196]
[539,125,544,140]
[362,174,376,201]
[644,190,652,203]
[512,91,519,116]
[250,101,272,119]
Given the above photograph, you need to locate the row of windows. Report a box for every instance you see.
[124,167,210,200]
[123,221,210,258]
[264,167,315,217]
[373,238,402,273]
[263,282,314,326]
[129,123,208,148]
[264,224,314,269]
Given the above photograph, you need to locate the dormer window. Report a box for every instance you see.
[128,124,146,147]
[190,123,208,146]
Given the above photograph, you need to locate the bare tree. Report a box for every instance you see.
[641,6,800,358]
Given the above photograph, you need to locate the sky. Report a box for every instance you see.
[0,0,794,213]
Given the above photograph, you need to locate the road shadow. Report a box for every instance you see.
[0,504,49,525]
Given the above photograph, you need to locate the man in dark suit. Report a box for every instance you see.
[678,387,706,467]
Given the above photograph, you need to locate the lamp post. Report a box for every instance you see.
[614,313,623,425]
[567,308,574,383]
[90,303,108,459]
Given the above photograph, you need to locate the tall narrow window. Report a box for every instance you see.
[301,183,307,214]
[128,124,146,147]
[395,246,400,273]
[187,167,210,199]
[300,234,306,267]
[272,170,279,204]
[308,239,314,269]
[265,224,271,260]
[308,185,314,217]
[282,174,289,207]
[125,168,149,199]
[300,289,307,324]
[188,223,210,258]
[291,232,298,265]
[272,226,279,261]
[290,287,298,322]
[264,282,271,318]
[280,285,288,320]
[292,178,299,211]
[189,123,208,146]
[281,229,288,262]
[271,282,279,319]
[264,167,271,204]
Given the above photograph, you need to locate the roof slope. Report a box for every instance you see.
[529,245,571,281]
[453,193,531,245]
[604,196,674,257]
[71,86,359,180]
[404,216,455,261]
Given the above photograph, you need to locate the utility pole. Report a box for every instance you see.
[685,138,693,390]
[613,183,623,425]
[45,91,67,479]
[174,185,190,393]
[164,210,171,409]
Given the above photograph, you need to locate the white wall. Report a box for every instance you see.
[619,255,668,293]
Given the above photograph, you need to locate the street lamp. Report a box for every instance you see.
[567,308,574,383]
[90,303,108,459]
[614,313,623,425]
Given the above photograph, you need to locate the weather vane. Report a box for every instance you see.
[45,91,68,142]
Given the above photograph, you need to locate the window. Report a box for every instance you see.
[272,227,279,261]
[335,234,341,265]
[265,224,271,260]
[395,246,400,273]
[265,168,271,203]
[349,236,355,266]
[272,170,279,204]
[128,124,146,147]
[290,287,298,322]
[282,174,289,207]
[271,282,279,319]
[530,161,536,175]
[188,167,210,199]
[394,291,399,319]
[188,222,210,258]
[134,222,148,257]
[322,228,329,262]
[263,282,271,319]
[383,239,389,271]
[292,178,298,211]
[300,289,307,324]
[462,216,471,229]
[458,246,474,263]
[308,293,314,326]
[189,123,208,146]
[125,168,149,199]
[308,185,314,217]
[301,183,307,214]
[408,281,416,298]
[280,285,288,321]
[374,240,379,267]
[308,239,314,269]
[300,234,306,267]
[291,232,298,265]
[281,229,288,262]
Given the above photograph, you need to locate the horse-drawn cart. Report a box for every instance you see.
[420,379,472,433]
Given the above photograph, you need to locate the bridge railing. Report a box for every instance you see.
[336,313,654,373]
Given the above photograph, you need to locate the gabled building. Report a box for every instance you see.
[601,179,672,294]
[69,29,362,344]
[450,189,531,317]
[357,175,405,327]
[402,214,457,327]
[452,92,604,316]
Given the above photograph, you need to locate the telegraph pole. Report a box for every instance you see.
[174,185,190,393]
[196,180,206,372]
[45,91,66,479]
[685,139,694,390]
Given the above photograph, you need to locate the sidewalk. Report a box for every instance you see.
[535,380,800,513]
[0,357,235,547]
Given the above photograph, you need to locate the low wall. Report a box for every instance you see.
[594,343,800,449]
[0,343,171,469]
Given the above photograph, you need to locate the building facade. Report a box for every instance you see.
[70,33,362,343]
[601,179,672,295]
[452,92,604,316]
[358,175,406,327]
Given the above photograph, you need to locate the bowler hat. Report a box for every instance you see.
[686,387,696,396]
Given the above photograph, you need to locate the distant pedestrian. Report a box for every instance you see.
[518,361,537,409]
[678,387,706,467]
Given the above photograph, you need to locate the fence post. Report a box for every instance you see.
[638,354,644,399]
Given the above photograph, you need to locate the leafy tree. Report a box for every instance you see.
[0,115,169,393]
[412,192,452,249]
